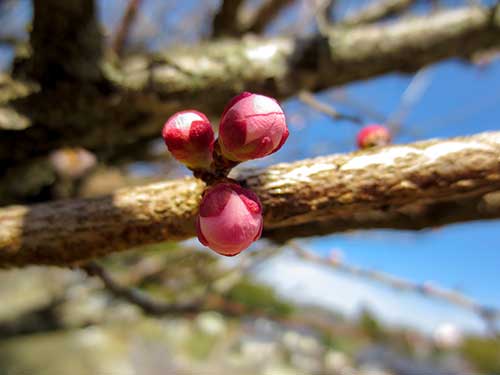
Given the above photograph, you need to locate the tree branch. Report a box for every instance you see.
[298,90,363,124]
[0,34,20,46]
[81,246,285,317]
[289,242,500,320]
[245,0,295,34]
[1,131,500,267]
[211,0,246,38]
[26,0,103,83]
[81,261,206,316]
[0,297,77,339]
[340,0,417,27]
[289,242,499,336]
[0,5,499,174]
[1,5,499,171]
[112,0,142,57]
[316,0,336,33]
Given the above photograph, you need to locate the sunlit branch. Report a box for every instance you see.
[2,132,500,267]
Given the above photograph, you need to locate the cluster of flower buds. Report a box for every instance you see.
[162,92,288,256]
[356,124,391,149]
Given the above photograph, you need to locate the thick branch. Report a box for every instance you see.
[1,6,499,172]
[1,5,499,171]
[1,132,500,267]
[27,0,103,83]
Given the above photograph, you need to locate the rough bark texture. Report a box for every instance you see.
[1,6,499,169]
[1,131,500,268]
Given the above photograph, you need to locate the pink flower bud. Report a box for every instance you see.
[356,124,391,149]
[219,92,289,162]
[196,182,263,256]
[162,110,215,169]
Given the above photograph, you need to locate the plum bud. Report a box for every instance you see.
[218,92,288,162]
[162,110,214,169]
[356,124,391,149]
[196,182,263,256]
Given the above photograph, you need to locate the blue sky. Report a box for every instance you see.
[1,0,499,333]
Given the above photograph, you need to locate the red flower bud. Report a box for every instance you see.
[196,183,263,256]
[356,125,391,149]
[218,92,289,162]
[162,110,215,169]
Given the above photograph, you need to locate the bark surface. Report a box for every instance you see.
[1,131,500,267]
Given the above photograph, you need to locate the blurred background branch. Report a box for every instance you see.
[111,0,143,57]
[339,0,417,27]
[244,0,295,34]
[2,4,500,206]
[288,241,499,337]
[298,90,364,124]
[211,0,246,38]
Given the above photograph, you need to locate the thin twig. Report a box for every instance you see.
[80,246,284,317]
[330,90,388,124]
[207,245,287,295]
[112,0,142,57]
[315,0,336,34]
[81,261,204,316]
[339,0,417,27]
[0,35,19,46]
[387,68,433,135]
[245,0,295,34]
[212,0,245,38]
[298,91,364,125]
[288,241,499,336]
